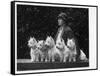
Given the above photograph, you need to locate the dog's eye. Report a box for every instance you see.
[58,43,61,45]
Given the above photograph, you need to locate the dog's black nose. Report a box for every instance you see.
[44,45,50,49]
[44,44,48,47]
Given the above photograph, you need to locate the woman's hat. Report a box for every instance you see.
[57,12,73,22]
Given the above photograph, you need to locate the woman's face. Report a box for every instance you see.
[58,19,64,26]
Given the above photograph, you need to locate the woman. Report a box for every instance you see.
[55,12,80,61]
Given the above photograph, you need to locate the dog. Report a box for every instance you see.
[28,37,39,62]
[66,38,77,62]
[37,40,48,62]
[56,38,65,62]
[45,36,62,62]
[56,38,70,62]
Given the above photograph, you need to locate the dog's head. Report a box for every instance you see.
[56,38,65,50]
[67,38,76,50]
[37,40,44,49]
[45,36,55,48]
[28,37,37,48]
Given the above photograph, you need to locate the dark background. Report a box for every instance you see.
[17,4,89,59]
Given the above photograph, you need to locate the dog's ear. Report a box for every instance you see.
[50,36,52,39]
[47,36,49,39]
[37,40,39,43]
[49,36,51,39]
[50,36,53,41]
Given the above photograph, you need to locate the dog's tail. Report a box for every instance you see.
[79,49,88,62]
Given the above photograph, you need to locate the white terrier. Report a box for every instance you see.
[37,40,48,62]
[56,38,70,62]
[28,37,39,62]
[45,36,62,62]
[66,38,77,62]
